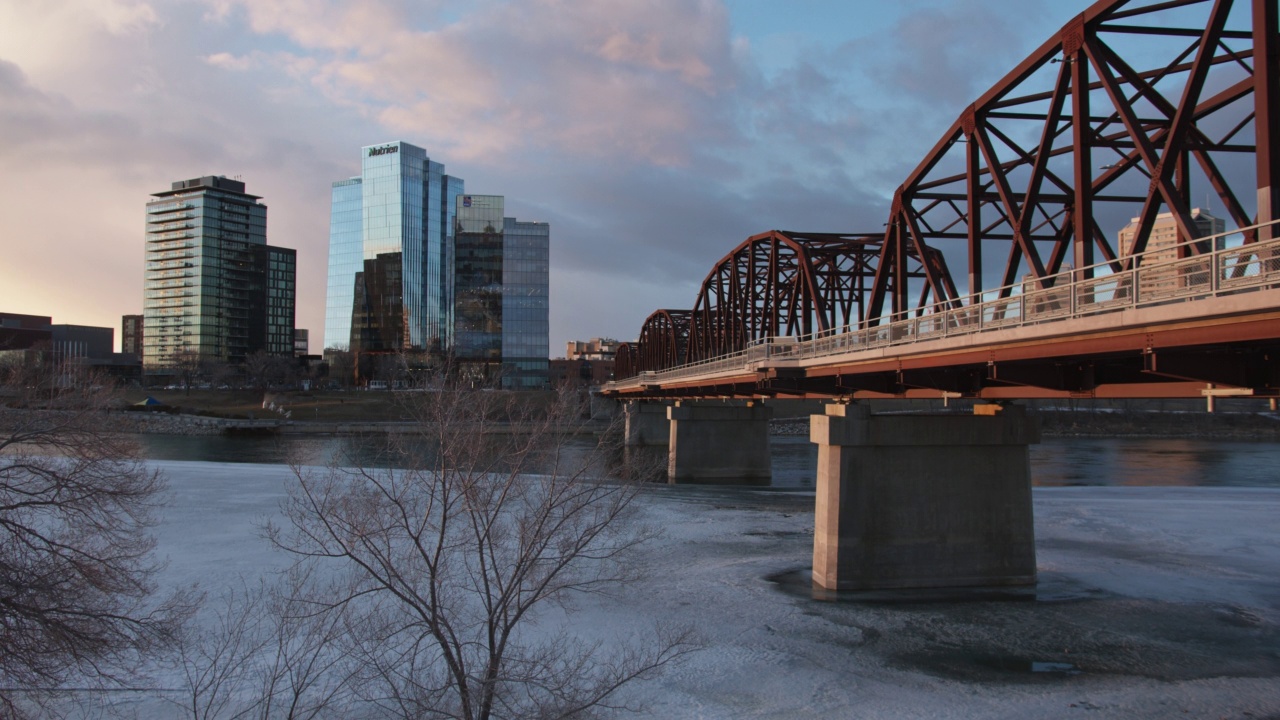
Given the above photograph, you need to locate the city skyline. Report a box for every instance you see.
[0,0,1087,351]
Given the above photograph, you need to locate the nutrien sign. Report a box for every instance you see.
[367,145,399,157]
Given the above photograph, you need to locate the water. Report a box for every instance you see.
[133,432,1280,489]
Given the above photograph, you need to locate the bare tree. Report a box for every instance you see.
[170,349,204,396]
[267,380,695,720]
[243,351,295,393]
[202,358,239,391]
[0,361,191,717]
[321,347,355,389]
[171,568,354,720]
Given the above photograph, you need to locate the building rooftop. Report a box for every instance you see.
[150,175,260,200]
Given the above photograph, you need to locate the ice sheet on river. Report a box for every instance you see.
[145,460,1279,719]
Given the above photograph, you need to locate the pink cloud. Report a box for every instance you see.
[207,0,739,165]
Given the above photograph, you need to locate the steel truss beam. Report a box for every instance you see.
[637,310,692,374]
[870,0,1277,322]
[685,230,924,364]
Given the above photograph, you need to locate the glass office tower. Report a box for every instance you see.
[143,176,295,371]
[324,178,363,351]
[323,142,463,354]
[453,194,550,388]
[453,195,506,372]
[501,217,550,388]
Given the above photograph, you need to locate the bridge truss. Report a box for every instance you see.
[612,0,1280,400]
[873,0,1279,319]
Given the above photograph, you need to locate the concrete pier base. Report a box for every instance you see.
[810,404,1039,592]
[624,402,671,447]
[668,402,773,485]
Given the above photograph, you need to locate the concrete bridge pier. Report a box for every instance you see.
[623,401,671,447]
[668,402,773,485]
[810,403,1039,592]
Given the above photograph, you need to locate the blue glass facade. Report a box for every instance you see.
[324,178,363,350]
[451,194,550,388]
[323,142,463,353]
[454,196,507,368]
[501,217,550,388]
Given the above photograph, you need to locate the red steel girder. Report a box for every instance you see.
[614,342,640,380]
[637,310,691,373]
[884,0,1274,318]
[687,230,912,362]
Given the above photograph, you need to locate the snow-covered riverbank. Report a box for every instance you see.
[116,461,1280,719]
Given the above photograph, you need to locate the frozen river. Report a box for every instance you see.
[120,460,1279,719]
[68,430,1280,716]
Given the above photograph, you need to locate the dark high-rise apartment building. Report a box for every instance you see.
[293,329,309,357]
[120,315,144,356]
[453,195,549,388]
[121,314,143,357]
[324,142,464,354]
[143,176,296,371]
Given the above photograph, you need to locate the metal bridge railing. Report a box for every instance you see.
[607,220,1280,391]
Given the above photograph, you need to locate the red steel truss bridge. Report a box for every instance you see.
[604,0,1280,401]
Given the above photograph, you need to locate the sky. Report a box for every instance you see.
[0,0,1084,353]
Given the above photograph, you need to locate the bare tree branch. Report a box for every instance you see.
[0,361,194,718]
[269,376,698,719]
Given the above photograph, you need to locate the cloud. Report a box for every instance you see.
[205,52,256,71]
[871,0,1055,110]
[209,0,740,167]
[205,0,415,53]
[0,0,1083,349]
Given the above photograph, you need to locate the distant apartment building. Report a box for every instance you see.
[143,176,296,372]
[565,338,620,361]
[294,329,309,357]
[121,314,144,357]
[453,195,549,388]
[1117,208,1225,295]
[552,338,617,386]
[324,141,464,354]
[1118,208,1226,262]
[549,358,614,386]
